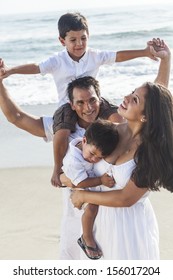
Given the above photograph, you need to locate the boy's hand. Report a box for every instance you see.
[0,59,10,79]
[148,38,170,60]
[100,173,115,188]
[146,37,171,61]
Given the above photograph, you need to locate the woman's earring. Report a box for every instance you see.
[141,117,146,122]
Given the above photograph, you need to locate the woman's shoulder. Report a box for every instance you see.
[116,122,128,136]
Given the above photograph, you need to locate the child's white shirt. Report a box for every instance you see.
[62,137,95,186]
[39,48,116,107]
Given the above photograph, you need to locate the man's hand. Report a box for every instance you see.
[51,166,62,187]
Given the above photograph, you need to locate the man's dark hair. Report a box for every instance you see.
[67,76,101,103]
[84,119,119,157]
[58,12,89,39]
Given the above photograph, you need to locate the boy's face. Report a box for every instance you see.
[70,86,100,129]
[82,137,103,163]
[59,30,88,61]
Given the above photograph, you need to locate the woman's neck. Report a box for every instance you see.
[126,120,143,140]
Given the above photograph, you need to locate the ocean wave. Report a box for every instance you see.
[91,26,173,39]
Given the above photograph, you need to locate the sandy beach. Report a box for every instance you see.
[0,105,173,260]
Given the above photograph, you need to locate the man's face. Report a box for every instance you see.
[70,86,100,128]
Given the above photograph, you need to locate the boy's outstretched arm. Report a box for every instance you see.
[115,41,161,62]
[0,59,40,79]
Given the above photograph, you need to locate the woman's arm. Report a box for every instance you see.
[149,39,171,87]
[71,179,148,209]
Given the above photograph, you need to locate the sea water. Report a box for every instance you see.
[0,4,173,106]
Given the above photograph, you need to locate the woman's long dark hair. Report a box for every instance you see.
[132,82,173,192]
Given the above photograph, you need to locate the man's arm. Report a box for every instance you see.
[0,80,45,137]
[107,112,124,123]
[0,59,40,79]
[51,129,71,187]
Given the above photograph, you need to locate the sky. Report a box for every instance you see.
[1,0,173,15]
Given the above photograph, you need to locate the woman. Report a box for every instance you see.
[71,39,173,259]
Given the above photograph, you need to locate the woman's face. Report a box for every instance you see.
[118,85,147,122]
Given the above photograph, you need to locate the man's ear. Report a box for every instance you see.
[59,36,66,46]
[70,102,75,111]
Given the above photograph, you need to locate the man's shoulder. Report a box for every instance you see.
[98,97,118,119]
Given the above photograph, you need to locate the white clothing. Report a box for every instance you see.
[42,117,86,259]
[87,159,159,260]
[39,48,116,107]
[42,116,54,142]
[60,138,97,259]
[42,116,85,142]
[59,158,112,260]
[58,130,86,259]
[62,138,95,186]
[42,116,159,259]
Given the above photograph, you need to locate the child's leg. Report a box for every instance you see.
[82,203,98,244]
[81,203,102,258]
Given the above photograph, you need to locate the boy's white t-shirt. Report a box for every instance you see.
[39,48,116,107]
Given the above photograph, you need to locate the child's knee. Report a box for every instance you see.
[86,204,98,216]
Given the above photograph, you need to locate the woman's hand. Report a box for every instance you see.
[148,38,170,60]
[70,190,84,209]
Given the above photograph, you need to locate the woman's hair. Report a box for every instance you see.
[132,82,173,192]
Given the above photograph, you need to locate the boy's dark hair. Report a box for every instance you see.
[84,119,119,157]
[67,76,101,103]
[58,12,89,39]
